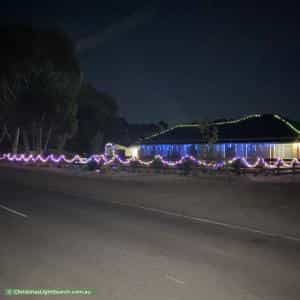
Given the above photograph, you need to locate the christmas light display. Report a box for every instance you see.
[1,114,299,171]
[140,143,282,160]
[143,114,263,142]
[104,143,115,157]
[273,114,300,135]
[142,114,300,147]
[1,151,299,169]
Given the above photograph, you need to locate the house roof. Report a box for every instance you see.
[109,120,161,147]
[140,114,300,145]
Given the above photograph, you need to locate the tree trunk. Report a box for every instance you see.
[37,127,43,153]
[57,134,67,153]
[90,131,104,153]
[22,130,30,153]
[43,127,52,153]
[0,125,6,144]
[12,128,20,154]
[3,124,12,144]
[31,124,36,153]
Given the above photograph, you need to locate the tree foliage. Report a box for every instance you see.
[198,120,218,145]
[0,25,82,153]
[67,83,119,153]
[197,120,219,160]
[158,120,168,131]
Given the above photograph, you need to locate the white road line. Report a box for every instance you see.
[110,200,300,243]
[0,204,28,218]
[165,275,185,285]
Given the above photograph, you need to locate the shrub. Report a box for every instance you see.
[152,157,164,173]
[179,159,194,176]
[86,160,99,171]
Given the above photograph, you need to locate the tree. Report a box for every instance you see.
[198,120,218,160]
[0,25,82,153]
[199,121,218,144]
[67,83,118,153]
[158,120,168,131]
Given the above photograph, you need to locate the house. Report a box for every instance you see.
[108,121,161,158]
[137,114,300,160]
[114,143,139,158]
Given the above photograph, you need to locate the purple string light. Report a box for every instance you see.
[0,152,299,169]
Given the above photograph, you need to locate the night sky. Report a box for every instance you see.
[2,0,300,124]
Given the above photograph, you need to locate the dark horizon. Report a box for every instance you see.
[1,0,300,124]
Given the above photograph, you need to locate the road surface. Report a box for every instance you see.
[0,180,299,299]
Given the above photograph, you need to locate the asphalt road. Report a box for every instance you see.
[0,180,299,300]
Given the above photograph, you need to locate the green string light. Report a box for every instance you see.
[142,114,300,142]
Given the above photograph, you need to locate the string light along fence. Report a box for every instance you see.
[1,152,300,176]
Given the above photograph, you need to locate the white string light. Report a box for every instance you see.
[1,152,299,169]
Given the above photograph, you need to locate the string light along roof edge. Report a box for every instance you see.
[139,114,300,144]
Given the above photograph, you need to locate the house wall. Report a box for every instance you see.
[139,143,300,160]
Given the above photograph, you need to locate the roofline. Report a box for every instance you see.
[141,114,300,143]
[213,114,262,125]
[140,137,300,145]
[273,114,300,135]
[140,140,300,146]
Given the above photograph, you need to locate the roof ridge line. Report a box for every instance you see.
[273,114,300,135]
[143,114,262,141]
[212,114,261,125]
[142,114,300,142]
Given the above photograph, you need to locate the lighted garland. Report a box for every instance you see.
[0,152,299,169]
[142,114,300,142]
[273,114,300,135]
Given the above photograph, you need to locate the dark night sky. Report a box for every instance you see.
[2,0,300,124]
